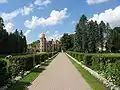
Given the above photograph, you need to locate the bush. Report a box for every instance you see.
[67,52,120,86]
[34,54,41,65]
[7,52,49,79]
[83,54,94,67]
[91,54,120,86]
[0,52,58,88]
[77,53,85,62]
[0,58,9,87]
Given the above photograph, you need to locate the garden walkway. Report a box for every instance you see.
[28,53,91,90]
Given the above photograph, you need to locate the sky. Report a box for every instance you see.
[0,0,120,43]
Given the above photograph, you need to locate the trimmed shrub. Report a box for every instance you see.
[0,52,58,88]
[8,53,49,78]
[0,58,9,87]
[67,51,120,86]
[83,54,94,67]
[77,53,85,62]
[91,54,120,86]
[34,54,41,64]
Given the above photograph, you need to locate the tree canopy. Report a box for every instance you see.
[60,33,74,51]
[61,15,120,53]
[0,17,27,54]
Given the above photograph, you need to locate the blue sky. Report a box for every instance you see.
[0,0,120,43]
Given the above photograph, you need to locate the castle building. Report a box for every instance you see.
[27,33,60,53]
[40,33,47,52]
[40,33,60,52]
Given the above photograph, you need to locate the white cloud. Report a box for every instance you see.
[4,22,14,33]
[24,30,31,36]
[72,20,78,25]
[21,4,33,16]
[0,4,34,32]
[0,10,20,32]
[0,10,19,32]
[24,16,38,29]
[0,9,21,22]
[90,5,120,27]
[39,30,62,41]
[86,0,110,5]
[0,4,33,22]
[47,31,62,41]
[24,8,68,29]
[0,0,8,4]
[34,0,51,6]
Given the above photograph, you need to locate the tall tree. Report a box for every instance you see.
[0,17,8,54]
[0,17,27,54]
[20,30,24,53]
[60,33,74,51]
[87,20,99,52]
[74,15,88,52]
[23,36,27,53]
[107,27,120,52]
[105,23,111,52]
[98,21,106,52]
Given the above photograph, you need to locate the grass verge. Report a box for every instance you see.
[7,66,45,90]
[67,55,109,90]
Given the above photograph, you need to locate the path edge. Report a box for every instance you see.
[65,53,119,90]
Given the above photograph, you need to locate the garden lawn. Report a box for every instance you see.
[7,67,45,90]
[68,56,109,90]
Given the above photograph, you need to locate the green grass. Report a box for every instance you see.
[7,59,53,90]
[68,55,109,90]
[7,67,45,90]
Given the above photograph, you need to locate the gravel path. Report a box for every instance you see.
[28,53,91,90]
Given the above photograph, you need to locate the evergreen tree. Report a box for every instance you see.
[0,17,27,54]
[107,27,120,52]
[87,20,99,52]
[23,36,27,53]
[98,21,106,52]
[74,15,88,52]
[20,30,24,53]
[105,23,111,52]
[0,17,8,54]
[60,33,74,51]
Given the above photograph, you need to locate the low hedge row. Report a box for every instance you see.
[0,58,10,87]
[0,52,58,88]
[48,51,58,58]
[67,51,120,87]
[9,53,48,77]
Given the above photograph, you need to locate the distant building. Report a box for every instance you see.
[40,33,47,52]
[46,40,53,52]
[40,34,60,52]
[27,33,60,53]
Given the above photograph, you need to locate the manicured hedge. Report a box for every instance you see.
[48,52,58,58]
[91,54,120,86]
[0,58,9,87]
[8,53,49,77]
[0,52,58,88]
[67,52,85,61]
[67,51,120,87]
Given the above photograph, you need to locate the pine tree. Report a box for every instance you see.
[0,17,8,54]
[74,15,88,52]
[98,21,106,52]
[60,33,73,51]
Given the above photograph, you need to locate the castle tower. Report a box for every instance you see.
[40,33,47,52]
